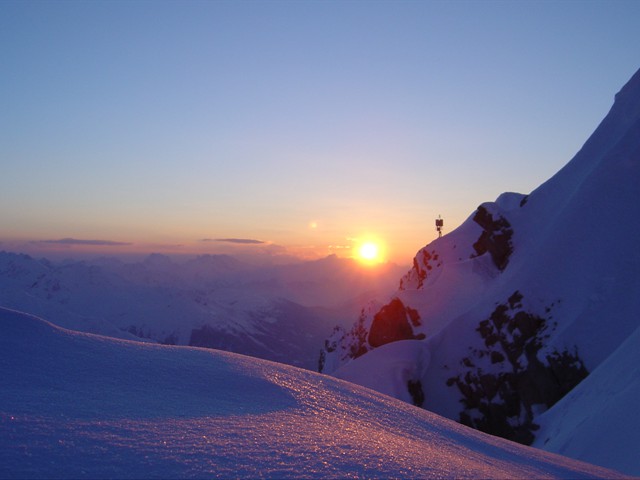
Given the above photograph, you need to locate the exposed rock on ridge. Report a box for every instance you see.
[471,204,514,270]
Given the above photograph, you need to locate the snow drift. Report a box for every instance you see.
[320,68,640,475]
[0,307,625,479]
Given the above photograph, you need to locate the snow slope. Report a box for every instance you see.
[0,307,625,479]
[321,68,640,475]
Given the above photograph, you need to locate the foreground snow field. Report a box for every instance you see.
[0,308,626,479]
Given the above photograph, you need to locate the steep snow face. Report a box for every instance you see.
[320,68,640,475]
[0,308,624,479]
[532,325,640,476]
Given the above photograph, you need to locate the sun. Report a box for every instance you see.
[358,242,380,263]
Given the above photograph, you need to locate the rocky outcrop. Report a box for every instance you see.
[317,298,425,372]
[369,298,425,348]
[399,249,443,290]
[471,205,514,271]
[318,311,371,372]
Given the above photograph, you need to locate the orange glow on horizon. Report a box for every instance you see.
[7,226,423,266]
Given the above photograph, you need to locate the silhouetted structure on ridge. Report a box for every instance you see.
[435,215,444,238]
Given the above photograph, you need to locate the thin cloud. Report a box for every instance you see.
[202,238,266,245]
[36,238,132,246]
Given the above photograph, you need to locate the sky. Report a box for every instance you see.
[1,0,639,265]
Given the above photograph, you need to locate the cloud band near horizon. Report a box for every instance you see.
[35,238,132,246]
[202,238,266,244]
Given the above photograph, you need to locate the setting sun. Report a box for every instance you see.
[358,242,381,264]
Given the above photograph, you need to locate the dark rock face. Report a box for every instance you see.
[368,298,425,348]
[400,249,442,290]
[161,332,179,345]
[189,324,230,349]
[446,292,588,445]
[124,325,152,340]
[317,349,326,372]
[317,310,372,371]
[472,205,514,270]
[348,311,372,360]
[409,255,428,289]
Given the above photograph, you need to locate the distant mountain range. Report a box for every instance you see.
[0,251,404,370]
[320,68,640,475]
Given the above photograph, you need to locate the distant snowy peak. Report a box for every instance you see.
[0,250,49,280]
[141,252,175,268]
[183,253,249,275]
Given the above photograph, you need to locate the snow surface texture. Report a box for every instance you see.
[322,68,640,475]
[0,252,403,370]
[0,308,626,479]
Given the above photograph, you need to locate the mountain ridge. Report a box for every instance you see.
[320,67,640,475]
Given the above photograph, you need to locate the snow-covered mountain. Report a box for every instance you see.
[0,307,625,479]
[320,67,640,476]
[0,251,403,370]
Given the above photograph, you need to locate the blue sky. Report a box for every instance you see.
[1,0,639,264]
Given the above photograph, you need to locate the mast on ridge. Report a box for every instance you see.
[435,215,444,238]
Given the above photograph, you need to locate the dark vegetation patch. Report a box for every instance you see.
[446,291,588,445]
[408,380,425,407]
